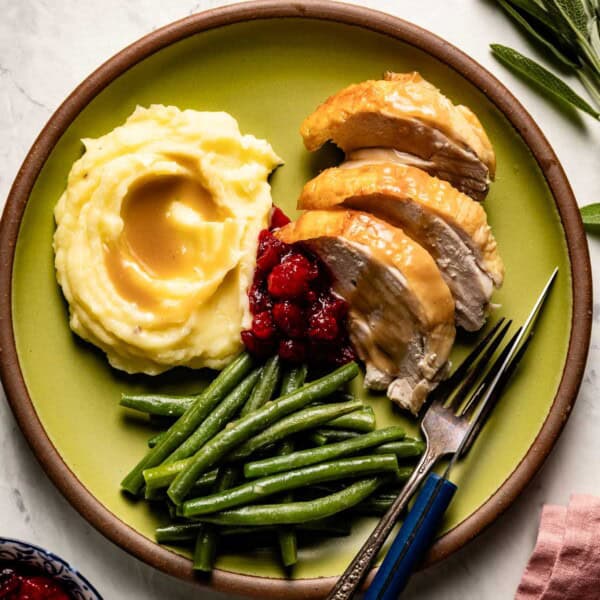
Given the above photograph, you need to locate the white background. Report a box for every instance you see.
[1,1,599,598]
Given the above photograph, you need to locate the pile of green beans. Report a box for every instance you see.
[118,352,426,572]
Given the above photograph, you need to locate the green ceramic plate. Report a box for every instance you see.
[0,3,591,598]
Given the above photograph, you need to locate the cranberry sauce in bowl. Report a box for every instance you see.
[242,207,356,365]
[0,565,72,600]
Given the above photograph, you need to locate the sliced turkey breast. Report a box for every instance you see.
[298,162,504,331]
[275,209,455,414]
[300,71,495,201]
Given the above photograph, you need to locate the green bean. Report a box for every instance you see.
[121,393,195,417]
[306,392,356,408]
[163,362,359,504]
[326,407,376,432]
[192,477,388,526]
[350,468,417,514]
[156,522,202,544]
[189,470,219,494]
[148,431,167,449]
[373,438,426,459]
[145,469,219,500]
[227,400,363,461]
[193,466,238,572]
[167,501,178,520]
[216,467,239,493]
[306,465,413,496]
[280,365,308,395]
[244,426,406,479]
[182,455,398,517]
[309,431,328,446]
[353,493,397,516]
[309,429,361,444]
[121,352,254,495]
[133,391,286,422]
[278,505,297,566]
[240,355,281,417]
[193,526,215,571]
[274,367,306,569]
[164,368,261,465]
[143,460,190,490]
[391,466,414,484]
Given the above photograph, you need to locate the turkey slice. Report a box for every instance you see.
[300,71,495,201]
[298,162,504,331]
[275,209,455,414]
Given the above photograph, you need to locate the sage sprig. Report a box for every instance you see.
[492,0,600,120]
[491,44,600,116]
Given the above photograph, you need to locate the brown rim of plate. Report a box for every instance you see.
[0,1,592,598]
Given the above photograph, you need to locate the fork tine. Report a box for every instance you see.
[446,319,512,412]
[500,332,533,389]
[460,331,533,456]
[432,318,506,403]
[521,267,558,334]
[459,327,521,418]
[457,268,557,456]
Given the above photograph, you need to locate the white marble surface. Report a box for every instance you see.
[0,1,598,598]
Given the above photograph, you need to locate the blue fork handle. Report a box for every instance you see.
[365,473,457,600]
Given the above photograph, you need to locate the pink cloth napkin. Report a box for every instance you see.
[516,495,600,599]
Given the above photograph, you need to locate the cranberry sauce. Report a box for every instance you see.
[242,207,356,365]
[0,565,71,600]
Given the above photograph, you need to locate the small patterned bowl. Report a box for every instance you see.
[0,537,102,599]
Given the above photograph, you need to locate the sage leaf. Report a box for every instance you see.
[507,0,565,33]
[554,0,590,35]
[550,0,600,71]
[580,203,600,226]
[491,44,600,117]
[542,0,578,37]
[498,0,580,66]
[500,0,583,63]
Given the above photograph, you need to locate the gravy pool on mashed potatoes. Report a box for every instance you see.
[54,105,281,374]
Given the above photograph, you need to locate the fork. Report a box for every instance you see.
[327,268,558,600]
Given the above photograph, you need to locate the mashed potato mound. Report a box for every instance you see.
[54,105,281,374]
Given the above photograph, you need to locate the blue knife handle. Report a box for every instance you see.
[365,473,457,600]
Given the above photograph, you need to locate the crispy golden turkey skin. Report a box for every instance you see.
[300,71,495,201]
